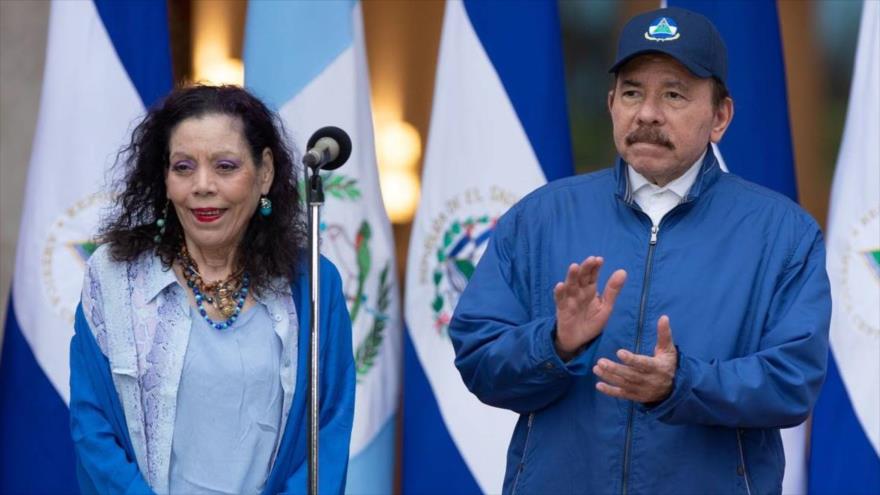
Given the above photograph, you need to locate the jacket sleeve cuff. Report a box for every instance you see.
[638,345,691,419]
[536,319,596,378]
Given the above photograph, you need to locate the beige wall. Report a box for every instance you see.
[0,0,49,349]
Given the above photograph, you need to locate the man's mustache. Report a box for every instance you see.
[626,127,675,149]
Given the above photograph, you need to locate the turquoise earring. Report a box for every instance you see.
[259,196,272,216]
[154,202,168,243]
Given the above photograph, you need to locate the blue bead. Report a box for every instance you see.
[156,218,165,228]
[214,323,223,330]
[199,308,207,316]
[260,206,272,217]
[195,294,203,302]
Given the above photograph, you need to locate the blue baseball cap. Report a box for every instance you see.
[609,6,728,85]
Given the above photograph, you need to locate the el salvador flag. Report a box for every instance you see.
[809,1,880,492]
[0,1,171,492]
[403,1,572,492]
[667,1,807,492]
[245,2,403,494]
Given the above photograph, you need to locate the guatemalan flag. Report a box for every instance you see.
[810,1,880,492]
[403,1,572,492]
[666,2,806,492]
[244,3,402,494]
[0,1,171,493]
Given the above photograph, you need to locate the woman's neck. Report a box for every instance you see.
[183,239,238,282]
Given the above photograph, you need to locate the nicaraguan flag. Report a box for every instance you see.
[667,2,807,492]
[402,1,572,492]
[244,2,402,493]
[809,1,880,492]
[0,1,171,493]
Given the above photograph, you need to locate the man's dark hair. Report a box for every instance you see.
[99,84,307,294]
[709,77,730,109]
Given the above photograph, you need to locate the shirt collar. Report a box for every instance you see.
[143,251,180,302]
[626,149,707,199]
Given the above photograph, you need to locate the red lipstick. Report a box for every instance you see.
[191,208,225,223]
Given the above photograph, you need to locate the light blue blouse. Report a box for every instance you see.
[168,305,283,495]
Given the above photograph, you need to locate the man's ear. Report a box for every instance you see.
[710,97,734,144]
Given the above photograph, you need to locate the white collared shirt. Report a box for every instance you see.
[627,150,706,226]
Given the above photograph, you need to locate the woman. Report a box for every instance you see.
[69,85,354,495]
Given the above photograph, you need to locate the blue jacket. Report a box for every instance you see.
[449,151,831,495]
[69,256,355,495]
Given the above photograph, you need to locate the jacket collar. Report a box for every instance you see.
[615,145,722,205]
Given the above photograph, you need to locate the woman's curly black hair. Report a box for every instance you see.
[99,85,307,294]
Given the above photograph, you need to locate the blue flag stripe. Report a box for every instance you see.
[463,0,574,182]
[93,0,173,108]
[402,330,481,494]
[0,295,78,494]
[671,0,797,201]
[809,353,880,492]
[244,1,355,110]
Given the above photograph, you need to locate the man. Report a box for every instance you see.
[449,7,830,494]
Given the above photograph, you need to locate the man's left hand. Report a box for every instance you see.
[593,315,678,404]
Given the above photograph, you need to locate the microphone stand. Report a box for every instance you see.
[301,125,350,495]
[306,166,324,495]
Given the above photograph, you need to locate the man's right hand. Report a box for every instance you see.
[553,256,627,361]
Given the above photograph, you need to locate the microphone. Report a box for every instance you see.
[303,126,352,170]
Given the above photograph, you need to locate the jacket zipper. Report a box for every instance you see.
[621,224,659,495]
[512,413,535,495]
[736,429,753,495]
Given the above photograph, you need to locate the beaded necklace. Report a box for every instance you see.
[177,245,250,330]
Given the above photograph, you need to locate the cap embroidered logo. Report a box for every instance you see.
[645,17,680,42]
